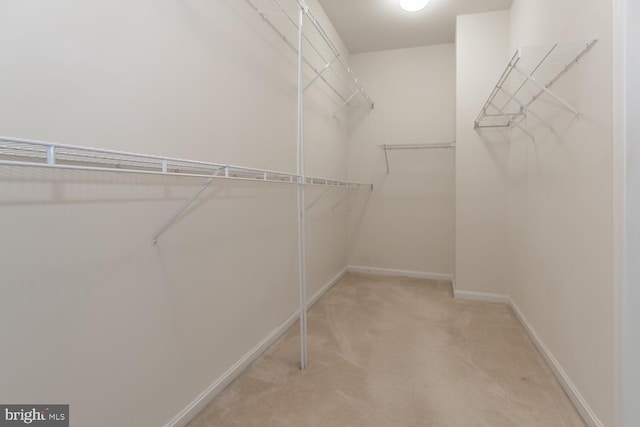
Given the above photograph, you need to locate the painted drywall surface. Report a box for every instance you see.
[347,44,456,275]
[0,177,300,427]
[455,11,511,294]
[0,0,355,425]
[506,1,614,425]
[457,4,615,424]
[624,0,640,424]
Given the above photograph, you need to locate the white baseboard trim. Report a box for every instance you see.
[168,265,602,427]
[308,266,348,309]
[509,300,604,427]
[164,311,299,427]
[165,266,348,427]
[347,265,453,282]
[452,290,603,427]
[453,290,511,305]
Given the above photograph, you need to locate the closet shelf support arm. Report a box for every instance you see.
[333,89,359,116]
[526,39,598,109]
[512,66,579,116]
[151,172,222,245]
[304,56,337,92]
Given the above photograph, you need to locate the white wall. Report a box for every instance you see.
[624,0,640,424]
[455,11,511,295]
[456,4,614,425]
[0,0,355,426]
[507,1,613,425]
[347,44,456,276]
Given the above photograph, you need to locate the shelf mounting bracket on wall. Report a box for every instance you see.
[511,65,579,116]
[151,173,220,246]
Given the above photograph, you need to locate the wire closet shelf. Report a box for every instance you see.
[474,40,597,131]
[0,136,370,189]
[246,0,374,113]
[0,136,372,245]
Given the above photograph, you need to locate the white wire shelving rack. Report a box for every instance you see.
[0,136,371,243]
[378,142,456,174]
[474,40,597,132]
[246,0,374,114]
[0,0,374,372]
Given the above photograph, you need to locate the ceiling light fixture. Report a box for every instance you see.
[399,0,430,12]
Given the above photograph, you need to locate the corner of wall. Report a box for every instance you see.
[451,290,604,427]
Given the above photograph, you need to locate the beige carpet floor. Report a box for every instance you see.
[187,273,585,427]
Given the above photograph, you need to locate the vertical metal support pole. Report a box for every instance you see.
[162,160,168,174]
[46,146,56,165]
[296,4,308,370]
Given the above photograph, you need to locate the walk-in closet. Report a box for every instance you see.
[0,0,636,426]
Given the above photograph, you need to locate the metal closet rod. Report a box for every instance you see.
[378,142,456,174]
[246,0,374,110]
[0,136,371,189]
[378,142,456,150]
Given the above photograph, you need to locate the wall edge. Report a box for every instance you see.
[347,265,453,282]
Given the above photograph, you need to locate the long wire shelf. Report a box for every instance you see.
[246,0,374,112]
[0,136,370,189]
[0,136,372,244]
[474,40,597,132]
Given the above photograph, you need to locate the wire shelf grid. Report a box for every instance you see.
[474,40,597,129]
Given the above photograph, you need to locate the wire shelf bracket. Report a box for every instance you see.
[474,40,597,130]
[151,177,216,246]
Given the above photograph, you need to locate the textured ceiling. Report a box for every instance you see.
[316,0,512,53]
